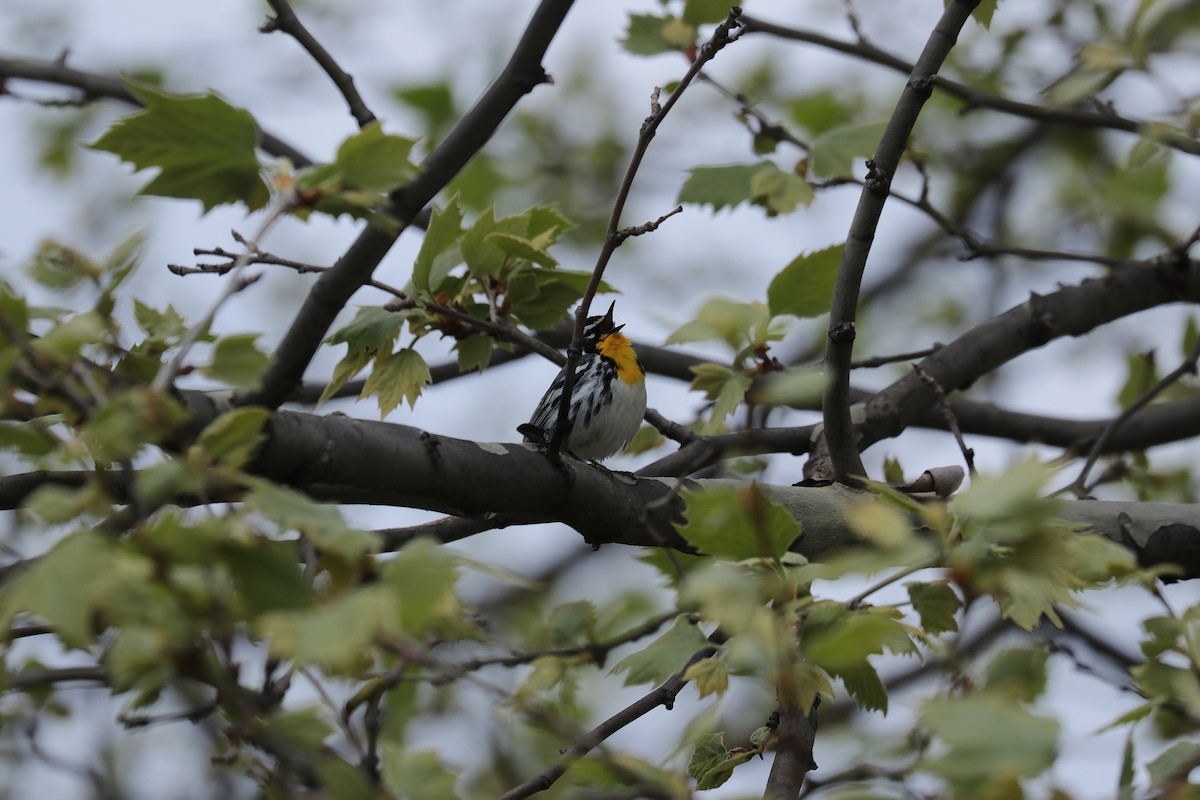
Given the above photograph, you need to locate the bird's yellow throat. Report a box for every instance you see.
[596,332,644,384]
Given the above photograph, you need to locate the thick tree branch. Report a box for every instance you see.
[764,703,820,800]
[858,258,1200,451]
[822,0,980,485]
[238,0,576,410]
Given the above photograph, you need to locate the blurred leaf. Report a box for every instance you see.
[907,581,961,635]
[225,538,312,615]
[687,363,751,433]
[245,481,377,562]
[768,244,844,318]
[922,696,1059,785]
[809,121,887,178]
[1146,740,1200,790]
[622,14,688,56]
[363,348,431,415]
[788,89,863,137]
[27,240,99,290]
[547,600,596,646]
[611,615,708,686]
[1118,351,1157,409]
[984,646,1049,703]
[677,482,800,561]
[680,161,812,215]
[205,333,270,389]
[954,0,1000,28]
[684,658,729,699]
[133,299,187,344]
[89,82,268,211]
[84,388,186,462]
[394,83,456,143]
[0,531,113,647]
[380,539,464,638]
[194,406,272,469]
[333,122,417,192]
[683,0,734,25]
[260,585,392,672]
[382,749,461,800]
[30,310,109,361]
[0,420,59,456]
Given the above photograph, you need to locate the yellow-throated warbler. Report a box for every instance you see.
[519,302,646,461]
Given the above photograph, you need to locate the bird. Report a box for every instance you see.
[519,302,646,461]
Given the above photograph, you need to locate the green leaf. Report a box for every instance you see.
[205,333,270,389]
[676,482,800,561]
[803,605,919,676]
[0,420,59,456]
[957,0,1000,28]
[684,658,729,699]
[412,196,464,295]
[687,732,755,791]
[907,581,961,635]
[454,333,494,374]
[225,539,313,615]
[263,707,334,751]
[0,531,113,647]
[921,696,1059,785]
[486,232,557,268]
[327,306,408,352]
[809,121,887,179]
[245,481,377,562]
[837,662,888,713]
[686,363,752,433]
[683,0,734,24]
[84,388,186,461]
[27,240,100,289]
[680,161,811,215]
[260,585,393,672]
[89,82,268,211]
[547,600,596,646]
[381,749,460,800]
[333,122,418,192]
[460,207,529,277]
[380,539,464,638]
[611,615,708,686]
[621,14,686,56]
[748,162,814,216]
[767,244,844,318]
[30,310,109,361]
[362,348,431,415]
[984,646,1049,703]
[194,406,272,469]
[133,299,187,343]
[394,83,457,143]
[1146,740,1200,789]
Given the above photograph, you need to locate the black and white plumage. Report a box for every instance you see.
[521,303,646,461]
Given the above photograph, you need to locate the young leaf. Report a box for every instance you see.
[907,581,961,635]
[621,14,686,56]
[921,696,1060,785]
[748,163,814,215]
[687,732,755,791]
[194,406,272,469]
[89,82,268,211]
[205,333,270,389]
[683,0,734,24]
[362,348,431,415]
[767,244,844,318]
[684,658,729,699]
[984,646,1049,703]
[677,482,800,561]
[454,333,494,374]
[412,196,464,295]
[611,615,708,686]
[0,531,113,647]
[809,121,887,179]
[333,122,418,192]
[381,749,461,800]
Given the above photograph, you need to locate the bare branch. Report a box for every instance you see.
[912,363,976,476]
[261,0,377,128]
[740,15,1200,157]
[822,0,981,486]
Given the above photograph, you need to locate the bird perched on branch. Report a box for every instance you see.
[519,302,646,461]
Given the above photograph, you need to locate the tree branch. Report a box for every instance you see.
[261,0,377,128]
[740,15,1200,157]
[238,0,576,410]
[822,0,980,485]
[763,702,820,800]
[496,646,715,800]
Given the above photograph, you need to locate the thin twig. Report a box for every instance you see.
[261,0,377,128]
[549,8,744,453]
[912,363,976,476]
[850,346,940,369]
[1069,334,1200,496]
[152,201,293,393]
[496,646,716,800]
